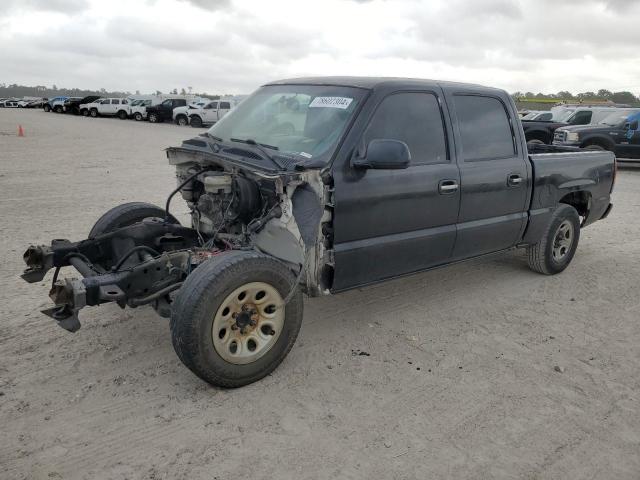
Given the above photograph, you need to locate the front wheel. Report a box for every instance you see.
[176,115,188,126]
[90,108,98,118]
[170,251,303,388]
[148,113,159,123]
[527,204,580,275]
[117,110,128,120]
[189,115,203,128]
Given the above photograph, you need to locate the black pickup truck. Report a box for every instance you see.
[553,109,640,159]
[146,98,188,123]
[21,77,615,388]
[63,95,101,115]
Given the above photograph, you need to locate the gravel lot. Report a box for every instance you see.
[1,109,640,480]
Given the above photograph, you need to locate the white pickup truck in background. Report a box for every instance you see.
[80,98,131,119]
[173,100,209,126]
[187,100,233,127]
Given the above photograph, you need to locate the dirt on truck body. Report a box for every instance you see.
[21,77,614,388]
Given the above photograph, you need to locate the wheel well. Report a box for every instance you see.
[559,191,591,221]
[581,137,612,150]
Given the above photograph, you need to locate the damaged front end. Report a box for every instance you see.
[21,139,336,332]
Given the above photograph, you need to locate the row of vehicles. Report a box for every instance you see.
[521,104,640,159]
[0,97,47,108]
[39,94,237,127]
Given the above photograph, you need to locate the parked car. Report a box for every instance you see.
[146,98,188,123]
[173,101,209,126]
[523,106,629,145]
[130,99,152,121]
[82,98,131,119]
[0,99,19,107]
[25,98,46,108]
[553,109,640,159]
[43,96,68,112]
[187,100,232,127]
[21,76,616,388]
[64,95,101,115]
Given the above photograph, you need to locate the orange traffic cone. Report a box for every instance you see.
[18,125,24,137]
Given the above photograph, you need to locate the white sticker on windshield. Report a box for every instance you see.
[298,152,312,158]
[309,97,353,109]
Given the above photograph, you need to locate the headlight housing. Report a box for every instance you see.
[566,132,580,142]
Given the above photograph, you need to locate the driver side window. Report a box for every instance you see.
[364,92,449,165]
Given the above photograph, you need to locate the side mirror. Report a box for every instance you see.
[351,139,411,170]
[629,120,639,131]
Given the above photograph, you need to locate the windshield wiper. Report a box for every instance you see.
[230,138,285,169]
[206,133,223,141]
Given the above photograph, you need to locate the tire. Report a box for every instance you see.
[44,104,51,112]
[148,113,159,123]
[90,108,98,118]
[81,109,89,117]
[134,112,143,121]
[190,115,203,128]
[527,204,581,275]
[170,251,304,388]
[89,201,179,238]
[176,115,188,126]
[54,105,63,113]
[117,110,128,120]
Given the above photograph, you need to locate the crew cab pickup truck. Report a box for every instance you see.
[187,100,232,127]
[21,77,615,388]
[43,96,68,112]
[554,109,640,159]
[146,98,188,123]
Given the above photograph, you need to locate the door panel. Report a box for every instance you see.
[445,92,529,259]
[331,89,460,291]
[332,163,460,290]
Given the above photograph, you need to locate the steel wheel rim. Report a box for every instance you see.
[552,220,574,262]
[212,281,285,365]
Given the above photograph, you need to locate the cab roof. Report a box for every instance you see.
[264,76,502,94]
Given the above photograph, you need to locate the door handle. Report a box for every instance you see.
[508,174,523,186]
[438,180,459,194]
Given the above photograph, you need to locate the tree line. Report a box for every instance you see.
[512,89,639,105]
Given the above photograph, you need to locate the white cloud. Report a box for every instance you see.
[0,0,638,96]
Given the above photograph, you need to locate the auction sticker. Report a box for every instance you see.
[309,97,353,109]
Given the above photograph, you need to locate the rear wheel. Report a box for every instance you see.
[190,115,203,128]
[81,109,89,116]
[90,108,98,118]
[176,115,188,126]
[43,104,51,112]
[54,105,63,113]
[117,110,128,120]
[170,251,303,388]
[527,204,580,275]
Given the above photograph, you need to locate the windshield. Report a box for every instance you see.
[522,112,539,120]
[552,109,575,122]
[207,84,366,167]
[598,109,639,126]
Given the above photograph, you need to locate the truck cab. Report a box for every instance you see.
[146,98,187,123]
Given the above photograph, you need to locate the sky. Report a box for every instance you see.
[1,0,639,96]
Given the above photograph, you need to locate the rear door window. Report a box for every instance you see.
[452,95,515,161]
[364,92,448,165]
[219,102,231,109]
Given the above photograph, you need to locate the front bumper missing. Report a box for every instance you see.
[21,220,202,332]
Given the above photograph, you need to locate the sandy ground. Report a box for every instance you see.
[1,109,639,480]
